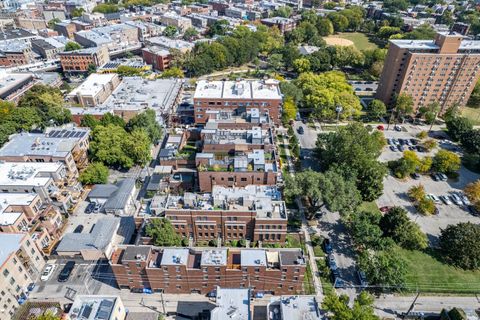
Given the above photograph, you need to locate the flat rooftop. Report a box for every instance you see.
[67,73,118,97]
[194,79,281,100]
[0,193,37,214]
[69,295,120,320]
[160,248,189,266]
[391,38,480,51]
[101,77,182,115]
[200,249,227,266]
[0,162,63,187]
[0,72,34,97]
[147,36,195,51]
[201,126,273,145]
[211,288,250,320]
[269,296,321,320]
[0,129,89,158]
[241,249,266,267]
[0,233,24,265]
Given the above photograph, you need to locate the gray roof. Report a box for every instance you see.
[56,218,120,253]
[88,184,119,199]
[123,246,151,261]
[104,178,136,210]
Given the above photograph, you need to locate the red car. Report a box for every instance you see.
[377,125,384,131]
[379,206,391,213]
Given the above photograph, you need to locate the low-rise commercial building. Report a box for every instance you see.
[260,17,295,33]
[150,185,287,244]
[59,46,110,73]
[159,11,192,31]
[141,46,171,71]
[31,37,65,60]
[87,178,137,216]
[211,287,251,320]
[66,73,121,107]
[0,71,36,102]
[146,36,194,54]
[193,79,282,125]
[267,295,322,320]
[110,246,306,295]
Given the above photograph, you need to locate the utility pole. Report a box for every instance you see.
[402,292,420,319]
[160,292,166,315]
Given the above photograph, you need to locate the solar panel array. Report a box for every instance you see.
[48,130,87,139]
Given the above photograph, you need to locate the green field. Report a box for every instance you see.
[326,32,378,51]
[396,247,480,294]
[461,106,480,125]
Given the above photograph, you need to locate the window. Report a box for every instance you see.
[2,269,9,277]
[176,285,182,289]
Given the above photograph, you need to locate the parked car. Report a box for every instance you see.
[389,145,397,152]
[58,261,75,282]
[408,146,416,150]
[427,194,441,204]
[431,173,440,181]
[323,238,332,254]
[302,119,307,124]
[94,203,101,212]
[398,139,406,145]
[398,145,405,152]
[461,195,471,206]
[410,139,418,145]
[85,202,95,214]
[392,138,399,145]
[387,138,393,145]
[41,264,56,281]
[450,194,463,206]
[328,255,337,270]
[297,126,304,134]
[73,225,84,233]
[394,125,402,132]
[416,146,425,152]
[437,173,448,181]
[440,195,452,205]
[411,173,421,180]
[357,270,368,288]
[377,125,384,131]
[379,206,391,213]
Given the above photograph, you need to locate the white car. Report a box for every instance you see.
[461,195,471,206]
[427,194,441,204]
[450,194,463,206]
[40,264,56,281]
[440,195,452,205]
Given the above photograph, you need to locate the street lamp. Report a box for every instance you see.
[335,105,343,128]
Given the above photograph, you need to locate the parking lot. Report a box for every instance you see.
[378,140,480,241]
[31,258,118,302]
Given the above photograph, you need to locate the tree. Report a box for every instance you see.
[126,109,162,143]
[321,169,362,215]
[377,26,402,40]
[464,180,480,208]
[280,82,303,104]
[4,106,41,131]
[284,169,323,208]
[35,312,61,320]
[446,117,473,142]
[145,218,182,246]
[439,222,480,270]
[282,96,297,124]
[295,71,361,121]
[47,18,61,29]
[405,24,436,40]
[333,45,364,68]
[316,123,387,201]
[79,162,109,185]
[422,139,437,152]
[316,18,334,36]
[116,65,142,77]
[293,58,311,73]
[358,248,407,288]
[125,129,152,166]
[183,27,198,41]
[380,207,428,250]
[267,53,284,71]
[322,292,379,320]
[93,3,119,13]
[432,149,460,174]
[272,6,292,18]
[394,93,414,123]
[349,210,384,250]
[460,129,480,154]
[159,66,184,78]
[416,197,436,215]
[89,124,134,169]
[71,7,85,17]
[87,63,97,75]
[328,12,349,32]
[366,99,386,120]
[64,41,82,52]
[17,84,71,127]
[390,150,421,179]
[408,184,425,202]
[208,20,229,36]
[467,80,480,108]
[163,25,178,38]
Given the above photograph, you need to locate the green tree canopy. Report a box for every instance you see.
[322,292,379,320]
[432,149,460,174]
[446,116,473,142]
[316,123,387,201]
[439,222,480,270]
[358,248,407,288]
[366,99,386,120]
[93,3,119,13]
[79,162,109,185]
[126,109,162,143]
[146,218,182,246]
[65,41,82,51]
[379,207,428,250]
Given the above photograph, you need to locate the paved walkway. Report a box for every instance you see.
[280,128,323,300]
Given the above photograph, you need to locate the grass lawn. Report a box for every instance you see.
[461,106,480,125]
[358,201,381,214]
[395,247,480,294]
[332,32,378,51]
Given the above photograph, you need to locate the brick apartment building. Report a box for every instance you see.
[376,31,480,112]
[59,46,110,73]
[142,46,171,71]
[66,73,121,107]
[149,185,287,244]
[110,246,306,295]
[193,79,283,125]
